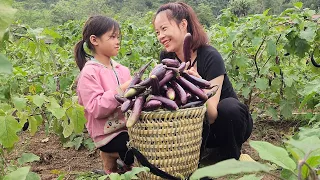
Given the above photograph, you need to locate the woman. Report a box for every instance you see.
[153,2,253,163]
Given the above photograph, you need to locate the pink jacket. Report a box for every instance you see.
[76,60,131,148]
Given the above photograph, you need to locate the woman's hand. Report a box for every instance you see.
[186,67,201,78]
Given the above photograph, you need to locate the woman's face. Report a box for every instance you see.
[154,11,187,53]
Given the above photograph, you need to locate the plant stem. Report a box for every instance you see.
[254,36,266,76]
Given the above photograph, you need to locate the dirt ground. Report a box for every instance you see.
[7,119,302,180]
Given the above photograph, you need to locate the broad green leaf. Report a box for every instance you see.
[266,107,278,120]
[286,146,304,162]
[26,172,41,180]
[83,138,95,152]
[48,107,65,119]
[0,54,12,74]
[280,100,293,118]
[18,153,40,165]
[0,0,17,40]
[284,76,294,87]
[32,94,46,107]
[12,96,27,111]
[250,141,296,172]
[266,39,276,56]
[189,159,271,179]
[280,169,297,180]
[47,98,65,119]
[121,167,149,179]
[286,136,320,155]
[108,173,121,180]
[3,166,30,180]
[293,2,303,9]
[73,136,83,150]
[270,66,280,75]
[66,105,86,134]
[302,156,320,179]
[0,115,22,148]
[238,174,263,180]
[299,92,316,110]
[98,175,108,180]
[29,116,38,136]
[43,28,61,39]
[62,120,73,138]
[241,86,251,99]
[255,78,268,91]
[299,27,316,42]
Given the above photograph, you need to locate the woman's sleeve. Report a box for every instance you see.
[77,74,120,119]
[202,49,226,81]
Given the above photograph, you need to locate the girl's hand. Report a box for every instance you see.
[186,67,201,78]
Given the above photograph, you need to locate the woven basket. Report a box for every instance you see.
[127,105,206,180]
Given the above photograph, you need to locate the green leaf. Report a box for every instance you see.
[108,173,121,180]
[238,174,263,180]
[299,27,316,42]
[12,96,27,111]
[0,0,17,40]
[299,92,316,110]
[241,86,251,99]
[43,28,61,39]
[0,115,22,148]
[66,105,86,134]
[286,136,320,155]
[18,153,40,165]
[280,100,293,118]
[25,172,41,180]
[62,120,73,138]
[3,166,30,180]
[73,136,83,150]
[255,78,268,91]
[266,39,276,56]
[47,98,65,119]
[189,159,271,179]
[0,54,12,74]
[250,141,296,172]
[280,169,297,180]
[32,94,46,108]
[302,156,320,179]
[293,2,303,9]
[29,116,38,136]
[121,167,149,180]
[266,107,278,120]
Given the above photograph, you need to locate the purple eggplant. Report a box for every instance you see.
[161,58,180,68]
[143,100,162,111]
[183,33,192,69]
[170,80,187,105]
[126,96,145,128]
[121,99,135,113]
[176,76,208,101]
[181,72,211,88]
[148,95,178,110]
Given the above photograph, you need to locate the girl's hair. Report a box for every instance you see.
[153,2,209,51]
[74,15,120,71]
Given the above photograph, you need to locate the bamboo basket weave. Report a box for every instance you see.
[126,105,206,180]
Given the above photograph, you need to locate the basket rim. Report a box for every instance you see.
[127,105,206,115]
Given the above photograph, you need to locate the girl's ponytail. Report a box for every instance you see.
[74,39,87,71]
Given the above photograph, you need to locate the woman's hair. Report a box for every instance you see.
[153,2,208,51]
[74,15,120,70]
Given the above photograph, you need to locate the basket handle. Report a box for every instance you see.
[130,147,182,180]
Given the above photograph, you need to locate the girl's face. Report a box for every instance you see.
[154,11,187,53]
[92,28,120,57]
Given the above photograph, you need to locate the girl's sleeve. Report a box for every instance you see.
[202,49,226,81]
[77,74,120,119]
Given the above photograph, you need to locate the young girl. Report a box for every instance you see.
[74,15,134,174]
[153,2,254,163]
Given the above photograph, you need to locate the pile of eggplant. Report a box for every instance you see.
[114,33,218,128]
